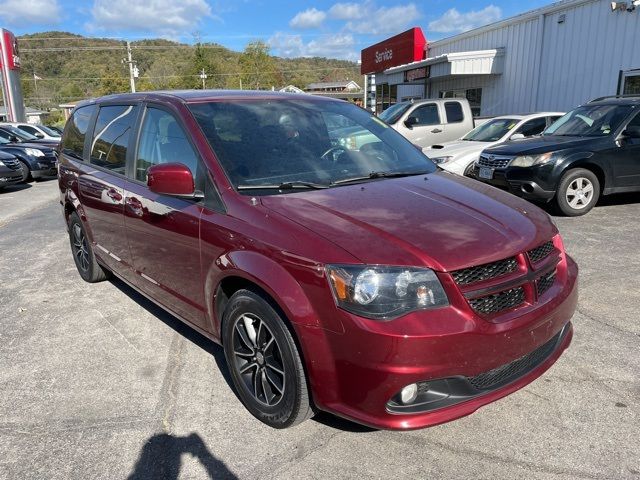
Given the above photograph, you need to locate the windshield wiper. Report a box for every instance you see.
[331,170,430,186]
[237,181,329,191]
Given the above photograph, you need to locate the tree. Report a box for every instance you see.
[97,66,130,96]
[239,41,280,90]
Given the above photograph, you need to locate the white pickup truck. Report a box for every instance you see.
[379,98,477,148]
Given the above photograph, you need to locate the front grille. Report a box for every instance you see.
[528,241,554,263]
[2,158,20,171]
[451,257,518,286]
[478,154,513,169]
[536,270,556,297]
[467,328,563,390]
[468,287,525,315]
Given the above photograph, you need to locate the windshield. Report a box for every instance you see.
[1,126,36,141]
[189,99,436,194]
[544,104,633,137]
[39,125,61,137]
[378,102,411,124]
[462,118,519,142]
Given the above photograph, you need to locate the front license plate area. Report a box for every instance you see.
[479,167,494,179]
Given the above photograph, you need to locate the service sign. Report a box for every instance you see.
[1,30,21,70]
[361,27,426,75]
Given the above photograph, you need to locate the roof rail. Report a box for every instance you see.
[589,94,640,103]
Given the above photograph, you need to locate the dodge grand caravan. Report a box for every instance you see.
[58,91,578,430]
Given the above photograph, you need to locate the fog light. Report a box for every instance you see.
[400,383,418,404]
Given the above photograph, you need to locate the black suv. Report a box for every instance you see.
[0,127,58,182]
[0,150,23,190]
[474,95,640,216]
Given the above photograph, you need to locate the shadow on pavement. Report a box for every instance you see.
[127,432,237,480]
[596,191,640,207]
[1,183,32,193]
[109,277,379,434]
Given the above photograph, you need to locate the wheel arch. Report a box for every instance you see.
[558,155,607,193]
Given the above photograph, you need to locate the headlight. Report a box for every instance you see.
[0,160,5,167]
[431,156,453,165]
[510,152,553,167]
[25,148,45,157]
[326,265,448,319]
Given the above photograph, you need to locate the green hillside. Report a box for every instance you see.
[16,31,362,110]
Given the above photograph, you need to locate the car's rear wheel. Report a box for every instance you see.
[555,168,600,216]
[222,289,314,428]
[68,212,109,282]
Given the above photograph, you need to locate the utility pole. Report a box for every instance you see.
[200,68,207,89]
[124,41,137,93]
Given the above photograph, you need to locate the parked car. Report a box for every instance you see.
[473,95,640,215]
[426,112,564,177]
[379,98,476,148]
[59,91,577,430]
[0,122,62,141]
[0,125,59,148]
[0,132,58,182]
[0,150,23,190]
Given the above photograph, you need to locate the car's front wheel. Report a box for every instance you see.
[68,212,109,282]
[555,168,600,216]
[222,289,314,428]
[17,159,32,183]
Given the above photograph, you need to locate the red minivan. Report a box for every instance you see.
[58,91,578,430]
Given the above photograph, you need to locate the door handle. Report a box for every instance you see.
[431,128,443,133]
[106,188,122,202]
[125,196,144,217]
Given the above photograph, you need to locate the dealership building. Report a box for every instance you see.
[361,0,640,116]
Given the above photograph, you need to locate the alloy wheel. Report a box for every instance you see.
[231,313,286,406]
[565,177,594,210]
[72,223,90,271]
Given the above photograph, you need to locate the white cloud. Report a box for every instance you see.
[269,32,357,61]
[328,2,366,20]
[289,8,327,29]
[89,0,212,36]
[0,0,61,25]
[428,5,502,34]
[346,3,420,34]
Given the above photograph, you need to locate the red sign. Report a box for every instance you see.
[361,27,426,75]
[404,66,429,82]
[1,30,21,70]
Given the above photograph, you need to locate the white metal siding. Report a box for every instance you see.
[381,0,640,115]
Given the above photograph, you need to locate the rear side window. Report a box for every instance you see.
[516,117,547,137]
[18,125,39,136]
[61,105,96,160]
[90,105,138,174]
[411,104,440,126]
[444,102,464,123]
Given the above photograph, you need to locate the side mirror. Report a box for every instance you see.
[404,116,418,129]
[510,133,525,140]
[34,132,45,138]
[147,163,198,197]
[10,135,20,142]
[622,126,640,139]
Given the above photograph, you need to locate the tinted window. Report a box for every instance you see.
[61,105,96,160]
[516,117,547,137]
[411,104,440,126]
[135,107,202,189]
[90,105,137,173]
[18,125,39,136]
[379,102,411,124]
[189,99,436,194]
[462,118,519,142]
[444,102,464,123]
[545,105,633,137]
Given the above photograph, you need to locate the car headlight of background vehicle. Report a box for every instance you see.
[0,160,5,167]
[510,152,553,167]
[24,148,45,157]
[326,265,448,319]
[431,156,453,165]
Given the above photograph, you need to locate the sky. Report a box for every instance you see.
[0,0,555,60]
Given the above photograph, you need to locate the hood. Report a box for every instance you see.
[483,135,599,156]
[425,140,491,158]
[260,172,556,272]
[0,150,15,160]
[5,142,55,153]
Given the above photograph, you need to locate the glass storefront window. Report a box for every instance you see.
[375,84,398,115]
[623,75,640,95]
[440,88,483,117]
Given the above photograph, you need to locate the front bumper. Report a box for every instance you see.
[473,165,556,202]
[31,155,58,178]
[0,170,23,186]
[299,255,578,430]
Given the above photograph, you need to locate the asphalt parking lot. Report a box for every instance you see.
[0,179,638,480]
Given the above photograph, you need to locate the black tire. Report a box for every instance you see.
[463,162,476,178]
[554,168,600,216]
[67,212,109,283]
[222,289,314,429]
[17,159,32,183]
